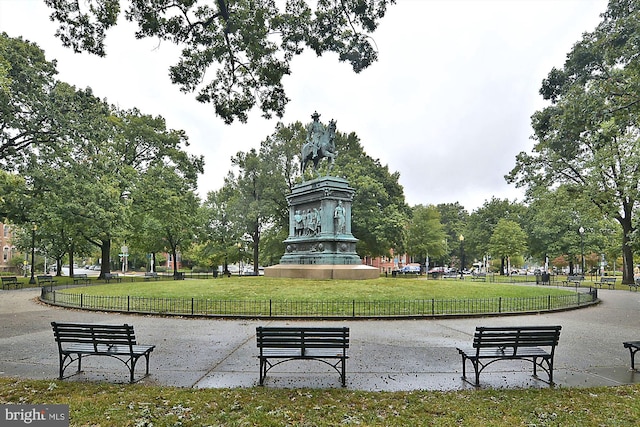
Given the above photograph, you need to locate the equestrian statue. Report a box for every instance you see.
[301,111,337,176]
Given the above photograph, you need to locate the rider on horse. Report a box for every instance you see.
[307,111,325,159]
[300,111,337,176]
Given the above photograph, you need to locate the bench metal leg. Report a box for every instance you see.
[340,357,346,387]
[460,354,481,386]
[258,357,268,385]
[626,345,639,370]
[57,353,64,380]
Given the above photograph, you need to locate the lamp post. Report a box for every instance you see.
[579,226,585,275]
[459,234,465,279]
[237,242,242,276]
[28,224,37,285]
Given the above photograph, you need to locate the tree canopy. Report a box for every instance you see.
[507,0,640,283]
[44,0,396,124]
[0,33,58,164]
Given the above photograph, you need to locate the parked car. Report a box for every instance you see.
[400,265,421,274]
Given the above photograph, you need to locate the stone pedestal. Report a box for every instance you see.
[264,176,378,279]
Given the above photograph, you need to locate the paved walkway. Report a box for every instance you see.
[2,287,640,390]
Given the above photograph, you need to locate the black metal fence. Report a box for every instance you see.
[40,288,598,318]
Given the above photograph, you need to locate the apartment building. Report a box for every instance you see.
[1,222,17,272]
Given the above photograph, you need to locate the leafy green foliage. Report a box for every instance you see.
[507,1,640,283]
[332,131,409,257]
[436,202,469,265]
[488,219,528,263]
[407,204,447,261]
[0,33,58,163]
[465,198,526,266]
[44,0,396,123]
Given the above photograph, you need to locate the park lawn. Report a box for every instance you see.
[2,378,640,426]
[68,277,573,301]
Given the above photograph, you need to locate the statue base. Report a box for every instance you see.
[265,176,378,280]
[264,264,379,280]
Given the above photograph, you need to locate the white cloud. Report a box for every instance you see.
[0,0,608,211]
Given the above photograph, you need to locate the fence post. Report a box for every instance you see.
[80,293,83,308]
[127,295,130,312]
[352,300,355,317]
[192,297,194,315]
[269,299,272,317]
[498,297,502,313]
[548,295,551,310]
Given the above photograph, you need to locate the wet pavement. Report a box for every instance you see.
[2,287,640,390]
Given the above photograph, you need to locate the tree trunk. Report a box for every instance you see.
[620,216,635,284]
[99,239,111,280]
[568,260,574,276]
[68,242,75,278]
[172,246,179,277]
[252,224,260,274]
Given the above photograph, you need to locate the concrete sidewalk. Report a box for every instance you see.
[2,287,640,390]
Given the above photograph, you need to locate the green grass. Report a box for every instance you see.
[68,277,572,301]
[2,378,640,426]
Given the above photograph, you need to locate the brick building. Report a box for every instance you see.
[1,222,17,272]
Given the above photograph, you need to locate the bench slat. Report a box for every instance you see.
[457,325,561,387]
[51,322,154,383]
[256,326,349,386]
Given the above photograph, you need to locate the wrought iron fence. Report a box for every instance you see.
[40,288,598,318]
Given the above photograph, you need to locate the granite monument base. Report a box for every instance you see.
[264,264,379,280]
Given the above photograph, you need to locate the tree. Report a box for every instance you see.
[507,1,640,284]
[213,119,408,265]
[524,185,616,275]
[130,165,203,276]
[0,34,58,164]
[332,131,409,258]
[465,198,526,274]
[436,202,469,266]
[406,205,448,268]
[488,219,528,275]
[44,0,396,124]
[15,89,204,278]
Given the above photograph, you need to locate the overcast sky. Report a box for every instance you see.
[1,0,609,212]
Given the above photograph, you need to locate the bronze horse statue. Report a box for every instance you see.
[301,119,337,175]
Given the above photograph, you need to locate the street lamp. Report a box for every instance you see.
[459,234,465,278]
[579,226,585,275]
[28,224,37,285]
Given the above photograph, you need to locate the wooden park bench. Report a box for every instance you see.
[37,275,56,286]
[562,275,584,287]
[104,273,122,283]
[256,326,349,387]
[456,325,562,387]
[594,276,617,290]
[1,276,22,289]
[51,322,155,383]
[72,273,90,285]
[144,272,160,281]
